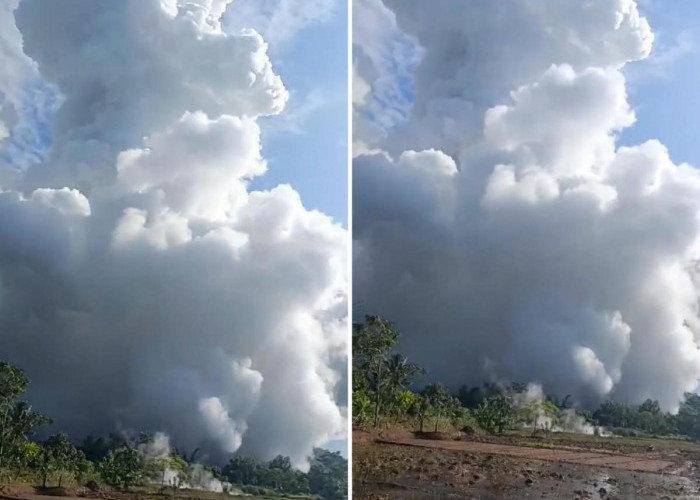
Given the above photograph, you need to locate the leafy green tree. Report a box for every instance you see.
[223,455,263,485]
[8,441,41,479]
[308,449,347,500]
[389,390,416,424]
[474,392,516,435]
[74,451,95,486]
[43,433,80,487]
[144,454,186,490]
[79,433,128,463]
[456,385,484,409]
[385,355,423,393]
[0,363,29,470]
[37,444,53,488]
[0,399,49,484]
[166,454,188,497]
[447,398,472,429]
[99,446,142,490]
[409,394,433,432]
[384,355,423,423]
[352,391,372,427]
[7,401,50,447]
[457,383,506,410]
[677,393,700,439]
[518,398,561,435]
[639,399,661,416]
[353,316,400,427]
[264,455,308,492]
[268,455,292,472]
[423,383,453,432]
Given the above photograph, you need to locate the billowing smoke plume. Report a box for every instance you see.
[0,0,347,467]
[138,432,236,493]
[353,0,700,412]
[513,383,604,436]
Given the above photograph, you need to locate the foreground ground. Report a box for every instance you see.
[0,483,305,500]
[353,430,700,499]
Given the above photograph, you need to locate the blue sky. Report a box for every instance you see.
[620,1,700,166]
[250,5,349,227]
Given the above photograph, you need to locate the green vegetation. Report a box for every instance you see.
[473,392,517,435]
[0,361,347,499]
[222,450,346,499]
[353,314,700,443]
[352,316,469,432]
[99,446,142,490]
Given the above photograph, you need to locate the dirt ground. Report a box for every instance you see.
[353,430,700,499]
[0,484,266,500]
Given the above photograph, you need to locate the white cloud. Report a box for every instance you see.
[354,0,700,411]
[225,0,338,48]
[0,0,346,468]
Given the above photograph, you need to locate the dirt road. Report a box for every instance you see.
[376,436,676,473]
[354,432,700,499]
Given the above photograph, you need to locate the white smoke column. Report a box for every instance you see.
[138,432,235,493]
[513,383,602,436]
[138,432,173,461]
[353,0,700,412]
[0,0,347,467]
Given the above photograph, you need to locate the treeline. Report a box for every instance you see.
[352,315,700,440]
[352,316,474,433]
[223,451,346,498]
[593,396,700,439]
[0,362,347,499]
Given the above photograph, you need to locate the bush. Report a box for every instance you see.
[85,479,100,491]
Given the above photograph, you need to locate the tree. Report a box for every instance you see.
[165,454,188,497]
[457,385,484,409]
[677,393,700,440]
[8,441,41,479]
[223,455,263,486]
[384,355,423,423]
[518,399,561,435]
[389,390,416,424]
[37,444,53,488]
[43,433,79,488]
[99,446,142,490]
[222,454,312,495]
[352,391,372,427]
[7,402,50,447]
[423,383,453,432]
[80,433,128,463]
[308,449,347,500]
[0,400,49,483]
[409,394,433,433]
[474,392,516,435]
[268,455,292,472]
[385,355,423,393]
[457,383,505,410]
[639,399,661,416]
[353,316,400,427]
[73,451,94,485]
[0,363,28,470]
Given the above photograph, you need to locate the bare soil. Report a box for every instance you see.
[0,484,269,500]
[353,430,700,499]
